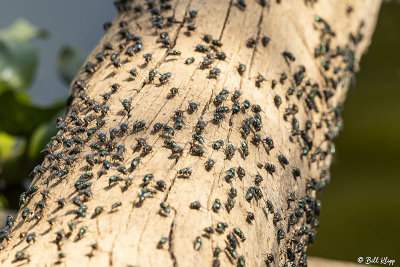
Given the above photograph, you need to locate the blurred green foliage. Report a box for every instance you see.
[0,19,84,208]
[57,45,86,85]
[0,19,41,94]
[309,2,400,261]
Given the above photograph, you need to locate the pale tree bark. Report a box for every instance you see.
[0,0,381,266]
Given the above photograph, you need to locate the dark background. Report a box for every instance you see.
[0,0,398,263]
[309,1,400,261]
[0,0,116,105]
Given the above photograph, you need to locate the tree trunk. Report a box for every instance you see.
[0,0,381,266]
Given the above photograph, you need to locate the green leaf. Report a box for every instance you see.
[57,45,85,85]
[0,195,8,209]
[0,131,16,162]
[0,19,49,42]
[0,38,39,93]
[0,135,27,184]
[0,152,29,185]
[0,19,48,93]
[28,113,61,158]
[0,91,64,136]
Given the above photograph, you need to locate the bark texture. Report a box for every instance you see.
[0,0,381,266]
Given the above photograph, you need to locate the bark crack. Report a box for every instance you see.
[135,22,142,32]
[140,67,201,168]
[219,0,234,40]
[160,0,193,64]
[123,205,134,232]
[168,211,177,267]
[96,217,101,237]
[136,212,151,258]
[248,10,264,75]
[136,0,192,94]
[163,173,177,203]
[108,236,117,266]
